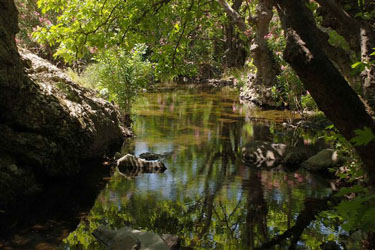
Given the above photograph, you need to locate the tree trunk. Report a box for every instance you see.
[275,0,375,184]
[244,0,281,107]
[250,0,279,89]
[223,0,247,68]
[217,0,281,107]
[315,0,375,108]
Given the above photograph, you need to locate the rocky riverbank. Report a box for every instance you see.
[0,48,131,209]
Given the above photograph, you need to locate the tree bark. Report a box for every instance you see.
[223,0,247,68]
[218,0,280,107]
[250,0,279,89]
[315,0,375,108]
[275,0,375,184]
[217,0,247,32]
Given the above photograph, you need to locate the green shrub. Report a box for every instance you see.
[301,93,318,111]
[67,44,155,114]
[274,65,304,109]
[95,45,154,113]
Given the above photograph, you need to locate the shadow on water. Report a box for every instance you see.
[0,160,112,249]
[1,87,340,249]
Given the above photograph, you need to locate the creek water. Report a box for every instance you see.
[58,87,346,249]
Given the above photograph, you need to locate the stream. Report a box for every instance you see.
[1,87,354,249]
[60,87,343,249]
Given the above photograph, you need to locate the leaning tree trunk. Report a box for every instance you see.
[275,0,375,184]
[315,0,375,109]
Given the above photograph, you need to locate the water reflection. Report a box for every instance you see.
[62,88,335,249]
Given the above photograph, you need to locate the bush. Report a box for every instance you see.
[69,44,155,114]
[273,65,304,109]
[95,45,154,113]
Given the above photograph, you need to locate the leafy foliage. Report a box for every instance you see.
[33,0,230,78]
[351,127,375,146]
[94,45,154,113]
[15,0,56,58]
[334,186,375,233]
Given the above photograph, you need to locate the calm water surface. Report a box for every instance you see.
[61,88,338,249]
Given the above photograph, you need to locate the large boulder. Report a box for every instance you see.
[302,149,342,173]
[0,4,131,207]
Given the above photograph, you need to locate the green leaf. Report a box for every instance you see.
[350,127,375,146]
[351,61,365,69]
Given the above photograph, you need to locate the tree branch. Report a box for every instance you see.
[217,0,247,32]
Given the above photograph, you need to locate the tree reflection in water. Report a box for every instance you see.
[62,88,338,249]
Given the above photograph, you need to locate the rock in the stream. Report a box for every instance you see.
[93,226,170,250]
[242,140,328,169]
[117,154,166,172]
[139,152,163,161]
[282,149,313,169]
[302,149,341,173]
[239,73,278,108]
[242,141,289,168]
[139,152,173,161]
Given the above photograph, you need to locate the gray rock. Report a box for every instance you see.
[242,140,327,170]
[93,226,169,250]
[207,79,234,88]
[139,152,173,161]
[139,152,162,161]
[117,154,166,172]
[242,141,289,168]
[302,149,341,172]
